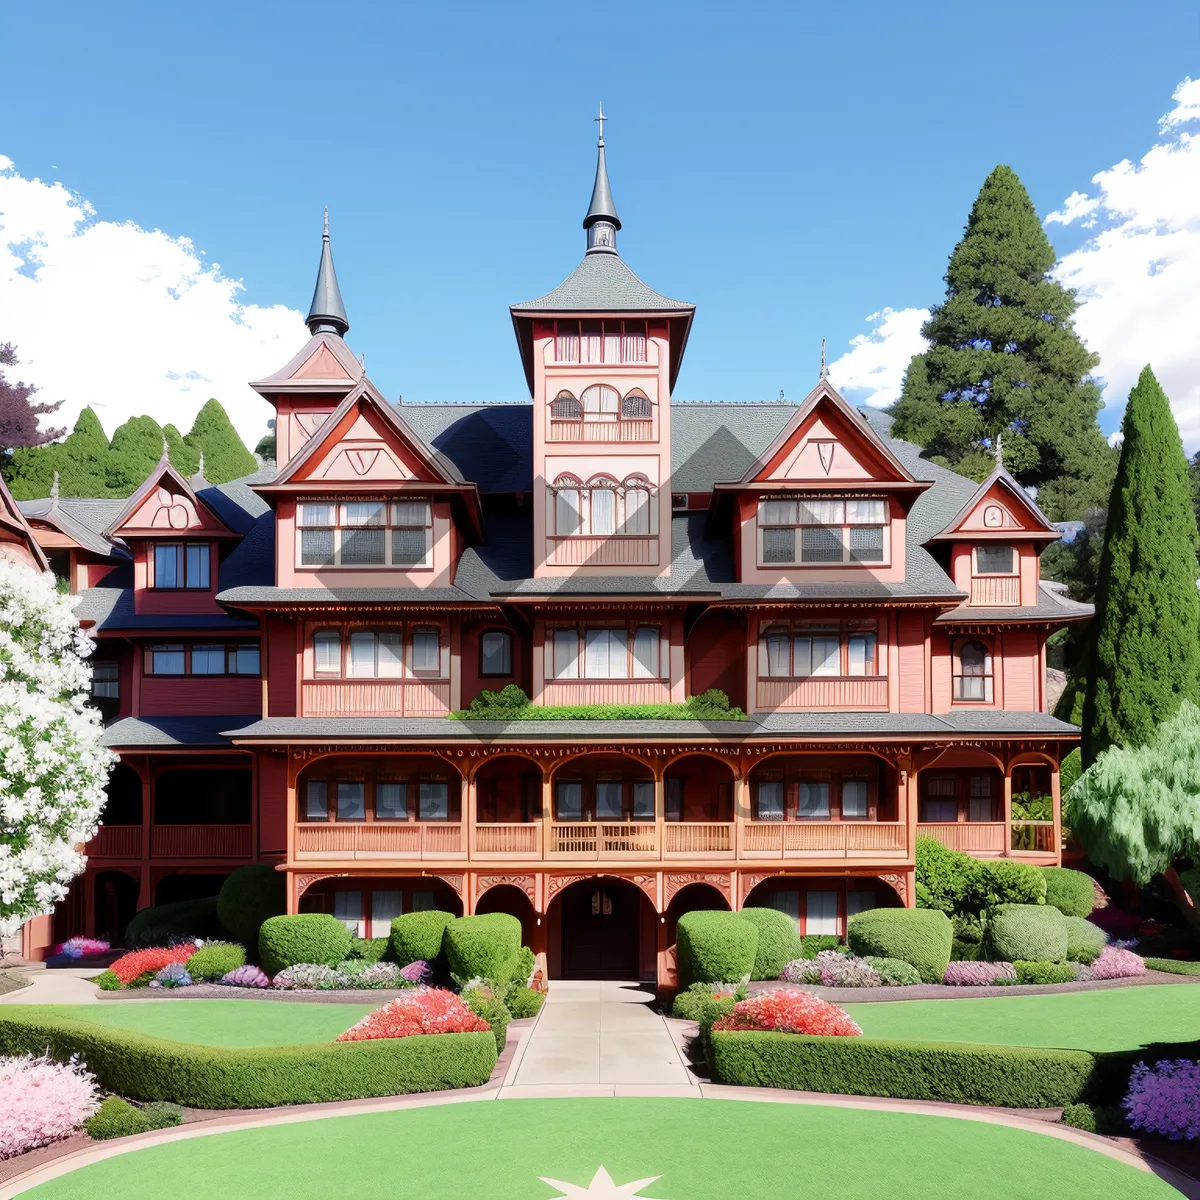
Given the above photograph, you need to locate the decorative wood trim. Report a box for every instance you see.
[294,871,346,897]
[429,872,464,897]
[664,871,733,905]
[878,872,907,902]
[739,871,783,907]
[476,873,536,904]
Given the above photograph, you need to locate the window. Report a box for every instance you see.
[794,629,841,677]
[336,782,365,820]
[145,642,260,677]
[968,774,994,823]
[191,645,225,675]
[846,889,877,918]
[556,781,583,821]
[589,482,616,534]
[550,390,582,420]
[314,630,342,674]
[806,891,839,935]
[305,779,329,820]
[621,390,651,418]
[153,542,209,589]
[757,497,887,565]
[418,780,449,820]
[552,319,647,364]
[842,778,868,819]
[585,628,628,678]
[551,476,656,536]
[632,627,660,679]
[376,782,407,820]
[921,776,957,823]
[312,628,442,679]
[297,499,432,568]
[767,890,800,927]
[622,481,651,534]
[595,780,623,820]
[480,630,512,676]
[975,544,1016,575]
[554,480,583,536]
[334,890,364,936]
[581,384,619,422]
[759,621,880,678]
[798,781,830,819]
[412,628,440,674]
[552,629,580,679]
[370,889,402,939]
[349,631,403,679]
[632,780,655,820]
[755,779,785,821]
[91,661,119,699]
[764,627,791,677]
[228,645,261,675]
[953,640,994,702]
[149,645,185,675]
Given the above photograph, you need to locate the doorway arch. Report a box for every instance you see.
[548,877,652,980]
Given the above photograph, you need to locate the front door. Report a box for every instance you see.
[561,882,640,979]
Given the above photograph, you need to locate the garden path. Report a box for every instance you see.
[0,968,103,1005]
[501,980,698,1096]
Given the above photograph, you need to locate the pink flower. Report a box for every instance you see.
[710,988,862,1037]
[336,987,491,1042]
[0,1054,99,1160]
[1091,946,1146,980]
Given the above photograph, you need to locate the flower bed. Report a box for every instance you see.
[0,1053,99,1160]
[54,937,110,960]
[339,988,491,1042]
[1123,1059,1200,1140]
[103,944,196,988]
[710,988,861,1037]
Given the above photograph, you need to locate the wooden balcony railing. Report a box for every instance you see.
[663,822,735,858]
[548,822,660,859]
[741,821,907,860]
[301,680,451,718]
[295,822,466,860]
[970,575,1021,606]
[755,676,888,711]
[546,535,658,568]
[473,823,542,858]
[150,825,253,859]
[548,419,655,443]
[84,825,141,859]
[918,821,1057,857]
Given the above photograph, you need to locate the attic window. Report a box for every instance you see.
[153,543,209,589]
[298,500,432,569]
[974,545,1016,575]
[757,498,887,567]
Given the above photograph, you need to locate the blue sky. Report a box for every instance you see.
[2,1,1198,448]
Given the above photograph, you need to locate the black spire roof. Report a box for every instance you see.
[306,208,349,338]
[583,103,620,253]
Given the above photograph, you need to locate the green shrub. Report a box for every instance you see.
[258,914,352,977]
[444,914,523,987]
[452,685,747,721]
[345,938,390,963]
[84,1097,184,1139]
[186,942,246,981]
[0,1006,497,1108]
[507,987,545,1019]
[798,935,844,959]
[390,910,455,967]
[463,988,511,1052]
[738,908,803,980]
[670,983,740,1024]
[515,945,536,985]
[865,957,921,986]
[1142,957,1200,975]
[1060,747,1083,794]
[216,865,287,952]
[676,912,758,986]
[1063,916,1107,965]
[950,913,984,962]
[1041,867,1095,919]
[1014,960,1077,985]
[95,970,122,991]
[124,897,221,948]
[1061,1102,1097,1132]
[915,837,981,913]
[709,1031,1095,1108]
[846,909,952,983]
[976,860,1046,909]
[984,904,1067,963]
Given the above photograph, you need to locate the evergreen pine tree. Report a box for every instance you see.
[107,415,165,493]
[5,406,111,499]
[1081,366,1200,763]
[163,423,200,476]
[890,165,1114,520]
[184,399,256,483]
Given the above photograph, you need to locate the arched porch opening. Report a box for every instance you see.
[547,754,655,825]
[475,883,538,948]
[546,876,655,981]
[154,765,251,825]
[299,874,463,939]
[664,882,730,953]
[916,748,1008,857]
[742,874,902,940]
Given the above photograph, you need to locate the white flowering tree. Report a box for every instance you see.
[0,560,114,938]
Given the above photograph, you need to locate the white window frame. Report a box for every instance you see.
[549,624,668,682]
[757,496,889,567]
[296,498,433,569]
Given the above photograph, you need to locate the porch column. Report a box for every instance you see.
[899,753,915,860]
[286,869,301,915]
[734,768,750,860]
[1002,764,1013,858]
[541,766,554,859]
[654,769,665,861]
[137,866,151,911]
[466,773,478,859]
[139,763,152,864]
[1051,759,1063,865]
[460,776,470,856]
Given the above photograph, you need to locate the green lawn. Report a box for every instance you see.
[25,1098,1175,1200]
[847,984,1200,1053]
[24,1001,377,1047]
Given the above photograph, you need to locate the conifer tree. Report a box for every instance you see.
[106,415,165,493]
[1081,366,1200,763]
[184,399,255,483]
[890,165,1114,520]
[5,407,111,499]
[163,423,200,476]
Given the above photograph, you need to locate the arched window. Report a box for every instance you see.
[621,476,653,535]
[552,475,582,536]
[550,390,582,421]
[586,476,618,535]
[580,385,619,422]
[621,389,652,419]
[953,640,993,702]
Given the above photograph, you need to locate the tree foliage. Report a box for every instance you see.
[1081,366,1200,764]
[185,399,256,483]
[0,344,64,463]
[889,166,1114,520]
[106,416,167,493]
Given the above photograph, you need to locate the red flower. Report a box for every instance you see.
[108,945,196,985]
[710,988,862,1037]
[336,987,492,1042]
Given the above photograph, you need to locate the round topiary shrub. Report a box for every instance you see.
[1062,915,1107,964]
[676,911,758,987]
[216,865,287,951]
[984,904,1068,963]
[737,907,803,980]
[390,910,455,968]
[258,914,352,977]
[977,860,1047,909]
[186,942,246,981]
[124,897,221,949]
[846,908,952,983]
[444,913,523,986]
[1041,867,1095,919]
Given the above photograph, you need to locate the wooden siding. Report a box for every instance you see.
[897,613,926,712]
[971,575,1020,606]
[755,676,887,710]
[546,536,657,567]
[301,681,451,717]
[141,677,261,717]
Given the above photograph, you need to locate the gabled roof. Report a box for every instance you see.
[19,495,129,560]
[0,473,49,570]
[102,456,239,541]
[250,331,365,397]
[927,464,1060,544]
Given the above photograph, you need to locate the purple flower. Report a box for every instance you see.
[1091,946,1146,980]
[942,961,1017,985]
[221,964,270,989]
[399,960,432,985]
[1124,1060,1200,1140]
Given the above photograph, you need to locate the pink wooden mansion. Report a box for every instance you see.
[4,122,1090,983]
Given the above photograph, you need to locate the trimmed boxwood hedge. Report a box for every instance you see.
[846,909,952,983]
[985,904,1067,963]
[676,911,758,986]
[507,986,545,1019]
[124,897,222,949]
[217,865,287,951]
[1014,960,1077,985]
[185,942,246,981]
[1063,915,1107,964]
[84,1097,183,1139]
[390,910,455,967]
[738,908,803,981]
[1040,867,1094,919]
[0,1007,497,1108]
[444,914,523,986]
[258,913,353,977]
[710,1031,1095,1108]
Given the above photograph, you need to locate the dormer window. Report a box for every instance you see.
[758,498,887,566]
[153,542,209,589]
[298,500,432,569]
[974,545,1016,575]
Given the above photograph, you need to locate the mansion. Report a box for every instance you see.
[3,123,1090,984]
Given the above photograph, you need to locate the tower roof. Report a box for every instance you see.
[583,102,621,241]
[306,208,349,338]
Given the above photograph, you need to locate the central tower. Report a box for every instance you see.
[511,109,695,578]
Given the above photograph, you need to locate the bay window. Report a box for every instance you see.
[297,498,432,568]
[550,476,657,536]
[758,497,887,566]
[153,542,210,589]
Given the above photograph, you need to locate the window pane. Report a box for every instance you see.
[348,632,376,678]
[581,384,618,415]
[370,890,403,939]
[849,526,885,562]
[968,775,994,822]
[337,782,365,820]
[481,630,511,676]
[377,631,403,678]
[792,637,812,677]
[767,890,801,927]
[976,544,1015,574]
[632,627,659,678]
[842,779,868,819]
[412,630,440,672]
[91,661,119,698]
[767,632,790,677]
[391,501,430,526]
[341,526,385,565]
[230,645,261,675]
[762,527,796,564]
[805,890,839,935]
[376,782,407,820]
[301,528,335,567]
[798,782,830,818]
[590,487,615,535]
[812,637,841,676]
[846,499,885,524]
[300,503,334,527]
[595,781,623,819]
[305,780,328,820]
[555,488,581,536]
[392,527,428,565]
[921,778,957,823]
[624,487,650,534]
[847,633,876,676]
[585,628,627,678]
[411,890,436,912]
[632,780,655,820]
[343,501,384,526]
[553,629,579,679]
[419,781,449,820]
[333,890,363,936]
[755,780,784,820]
[191,645,225,675]
[151,645,185,674]
[314,631,341,673]
[759,500,797,526]
[798,499,845,525]
[154,544,181,588]
[556,781,583,821]
[186,544,210,588]
[846,889,877,917]
[801,525,844,562]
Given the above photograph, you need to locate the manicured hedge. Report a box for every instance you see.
[390,910,455,967]
[124,897,221,948]
[1014,960,1077,985]
[1063,915,1107,964]
[0,1007,497,1108]
[1041,867,1095,919]
[710,1031,1095,1108]
[507,987,545,1019]
[217,865,287,950]
[738,908,803,981]
[346,937,390,963]
[1142,958,1200,976]
[444,914,523,986]
[985,904,1067,963]
[258,913,352,977]
[185,942,246,981]
[676,911,758,986]
[846,909,952,983]
[464,989,511,1052]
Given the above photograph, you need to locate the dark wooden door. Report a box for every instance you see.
[561,883,640,979]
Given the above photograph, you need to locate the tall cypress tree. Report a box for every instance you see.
[891,165,1114,520]
[185,399,256,484]
[1081,366,1200,763]
[107,415,165,493]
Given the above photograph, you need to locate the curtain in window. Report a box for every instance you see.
[798,500,845,524]
[370,890,403,939]
[376,782,407,820]
[976,545,1015,574]
[336,782,365,820]
[766,890,801,928]
[191,645,225,675]
[847,633,876,676]
[305,780,328,820]
[185,544,209,588]
[805,890,839,935]
[581,384,618,417]
[632,627,660,678]
[151,645,185,674]
[555,488,582,536]
[229,645,260,675]
[842,779,868,819]
[968,775,994,822]
[794,635,840,676]
[314,631,341,673]
[333,891,363,936]
[755,780,785,821]
[765,630,790,676]
[759,500,797,525]
[553,629,579,679]
[623,487,650,534]
[349,632,377,678]
[595,781,623,820]
[377,631,404,678]
[922,777,957,823]
[798,782,830,818]
[556,781,583,820]
[412,630,440,673]
[154,545,181,588]
[585,628,627,678]
[418,781,449,820]
[846,500,885,524]
[590,487,616,535]
[481,631,511,675]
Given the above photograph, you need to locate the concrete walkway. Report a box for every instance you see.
[501,980,697,1097]
[0,968,104,1005]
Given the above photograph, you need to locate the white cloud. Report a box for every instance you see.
[827,307,929,408]
[0,158,308,450]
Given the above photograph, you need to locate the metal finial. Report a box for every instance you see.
[323,206,329,239]
[994,429,1004,466]
[595,102,606,147]
[820,338,829,381]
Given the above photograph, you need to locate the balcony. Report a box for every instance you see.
[755,676,888,710]
[546,535,658,568]
[84,826,141,859]
[301,680,451,717]
[548,418,655,444]
[84,824,253,860]
[740,821,907,861]
[918,821,1057,859]
[295,822,466,861]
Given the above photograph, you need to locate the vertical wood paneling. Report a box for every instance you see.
[1002,630,1038,710]
[970,576,1020,605]
[897,614,926,712]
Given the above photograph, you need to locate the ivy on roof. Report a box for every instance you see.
[450,685,746,722]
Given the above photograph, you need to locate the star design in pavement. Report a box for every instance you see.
[538,1165,665,1198]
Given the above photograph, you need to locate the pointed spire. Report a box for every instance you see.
[820,337,829,381]
[306,207,350,337]
[584,104,621,254]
